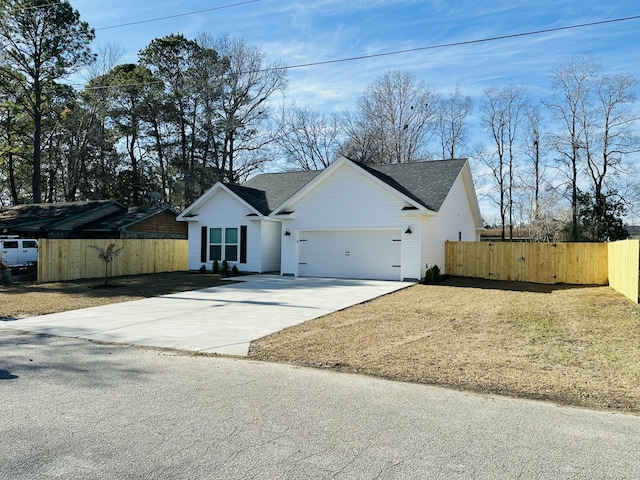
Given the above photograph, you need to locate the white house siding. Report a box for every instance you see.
[280,163,418,279]
[420,172,478,273]
[280,219,297,276]
[401,214,423,280]
[260,220,282,272]
[185,189,264,272]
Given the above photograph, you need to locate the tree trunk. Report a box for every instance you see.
[33,83,42,203]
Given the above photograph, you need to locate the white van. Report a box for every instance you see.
[0,237,39,270]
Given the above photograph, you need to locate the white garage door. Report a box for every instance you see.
[298,230,402,280]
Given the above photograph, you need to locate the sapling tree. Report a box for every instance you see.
[88,243,124,285]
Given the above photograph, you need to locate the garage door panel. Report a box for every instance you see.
[298,230,401,280]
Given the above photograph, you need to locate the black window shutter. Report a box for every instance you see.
[200,226,207,262]
[240,225,247,264]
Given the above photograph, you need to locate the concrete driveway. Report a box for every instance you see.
[0,275,409,355]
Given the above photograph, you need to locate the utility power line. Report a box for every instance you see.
[95,0,260,31]
[7,13,640,93]
[74,13,640,92]
[3,0,258,24]
[281,14,640,70]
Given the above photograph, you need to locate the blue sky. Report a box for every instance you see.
[73,0,640,221]
[74,0,640,110]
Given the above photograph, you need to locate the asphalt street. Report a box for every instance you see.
[2,329,639,479]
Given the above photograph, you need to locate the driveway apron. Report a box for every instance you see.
[0,275,409,355]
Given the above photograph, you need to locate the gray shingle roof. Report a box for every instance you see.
[224,184,271,216]
[232,159,465,214]
[368,159,467,211]
[237,170,322,213]
[0,200,124,230]
[81,206,177,231]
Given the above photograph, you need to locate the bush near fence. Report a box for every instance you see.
[445,240,639,303]
[37,239,188,283]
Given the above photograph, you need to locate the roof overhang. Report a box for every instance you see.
[460,161,484,228]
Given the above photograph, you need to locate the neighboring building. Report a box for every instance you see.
[0,201,187,239]
[480,227,533,242]
[81,206,188,239]
[178,157,484,281]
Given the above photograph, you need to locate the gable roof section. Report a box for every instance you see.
[178,158,480,221]
[270,157,468,215]
[177,182,267,220]
[177,170,321,218]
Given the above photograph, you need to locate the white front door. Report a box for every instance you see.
[298,230,401,280]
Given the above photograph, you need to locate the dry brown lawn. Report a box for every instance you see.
[249,277,640,413]
[0,272,228,319]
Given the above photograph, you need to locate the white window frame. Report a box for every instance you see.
[209,227,238,262]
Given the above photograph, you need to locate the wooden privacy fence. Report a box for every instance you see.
[607,239,640,303]
[445,240,639,302]
[37,239,188,282]
[445,241,608,285]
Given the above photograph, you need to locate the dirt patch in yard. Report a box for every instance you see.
[0,272,229,319]
[249,277,640,413]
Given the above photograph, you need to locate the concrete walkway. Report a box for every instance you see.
[0,275,409,355]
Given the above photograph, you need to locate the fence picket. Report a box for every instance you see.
[37,239,188,282]
[445,240,638,302]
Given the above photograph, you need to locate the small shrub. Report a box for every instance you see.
[231,265,239,276]
[198,264,207,273]
[212,260,219,274]
[422,264,443,284]
[221,259,229,276]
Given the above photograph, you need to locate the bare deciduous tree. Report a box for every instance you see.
[546,54,599,241]
[210,34,288,183]
[343,69,437,164]
[435,87,472,159]
[521,105,546,225]
[547,54,639,240]
[480,84,528,240]
[276,103,342,170]
[588,73,639,200]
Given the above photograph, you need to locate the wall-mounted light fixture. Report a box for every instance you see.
[284,228,291,236]
[404,226,412,235]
